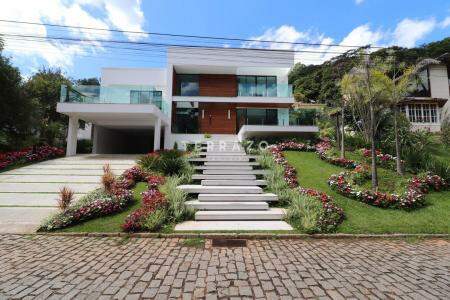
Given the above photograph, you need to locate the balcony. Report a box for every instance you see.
[60,85,170,115]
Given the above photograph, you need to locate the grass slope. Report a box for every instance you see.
[284,151,450,234]
[59,182,147,233]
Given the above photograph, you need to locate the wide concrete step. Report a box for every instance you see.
[0,182,98,193]
[194,166,253,170]
[177,185,262,194]
[204,162,259,166]
[174,220,293,231]
[203,169,268,175]
[189,157,250,162]
[201,180,266,186]
[195,208,286,221]
[186,200,268,210]
[198,193,278,202]
[192,174,256,180]
[202,153,247,157]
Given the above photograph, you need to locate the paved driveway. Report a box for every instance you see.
[0,155,137,233]
[0,235,448,299]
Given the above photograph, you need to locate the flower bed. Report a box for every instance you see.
[122,188,167,232]
[328,172,447,209]
[0,145,64,171]
[267,142,345,232]
[360,148,403,170]
[38,188,133,231]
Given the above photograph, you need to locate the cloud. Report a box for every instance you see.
[0,0,146,71]
[392,18,436,47]
[245,16,445,65]
[243,24,384,65]
[355,0,364,5]
[440,16,450,28]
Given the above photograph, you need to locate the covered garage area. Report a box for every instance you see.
[57,103,170,155]
[93,126,155,154]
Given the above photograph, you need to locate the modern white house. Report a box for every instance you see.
[399,53,449,132]
[57,47,320,155]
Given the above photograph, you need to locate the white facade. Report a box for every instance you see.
[57,47,320,155]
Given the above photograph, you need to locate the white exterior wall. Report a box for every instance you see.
[429,65,450,118]
[101,68,168,98]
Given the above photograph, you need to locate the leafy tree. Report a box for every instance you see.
[0,37,39,151]
[76,77,100,85]
[24,68,72,146]
[289,37,450,106]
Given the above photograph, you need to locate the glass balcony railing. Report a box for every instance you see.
[60,85,170,115]
[237,83,293,98]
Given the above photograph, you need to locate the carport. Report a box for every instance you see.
[57,102,170,155]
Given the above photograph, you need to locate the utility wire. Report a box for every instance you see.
[0,19,385,49]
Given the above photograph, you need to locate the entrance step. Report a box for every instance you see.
[189,157,250,162]
[174,220,293,231]
[194,166,253,170]
[198,193,278,202]
[177,185,262,194]
[192,174,256,180]
[204,162,259,166]
[201,153,247,156]
[186,200,268,210]
[195,208,286,221]
[201,180,266,186]
[203,169,268,175]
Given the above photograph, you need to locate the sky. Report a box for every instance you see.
[0,0,449,80]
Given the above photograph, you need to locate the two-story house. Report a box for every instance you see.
[57,47,319,155]
[398,53,449,132]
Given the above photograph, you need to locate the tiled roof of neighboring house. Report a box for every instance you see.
[399,97,448,107]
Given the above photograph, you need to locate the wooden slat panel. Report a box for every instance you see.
[199,75,237,97]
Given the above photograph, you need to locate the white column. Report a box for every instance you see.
[66,116,79,156]
[154,117,161,151]
[164,125,171,149]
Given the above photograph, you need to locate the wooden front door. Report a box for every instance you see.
[199,103,236,134]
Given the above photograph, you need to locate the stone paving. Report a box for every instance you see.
[0,235,449,299]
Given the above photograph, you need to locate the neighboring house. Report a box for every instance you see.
[57,47,319,155]
[398,53,449,132]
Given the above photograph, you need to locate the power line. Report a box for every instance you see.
[1,33,368,56]
[0,19,384,49]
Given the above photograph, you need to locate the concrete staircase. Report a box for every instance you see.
[175,141,292,231]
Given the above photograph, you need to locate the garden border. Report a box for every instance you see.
[24,232,450,239]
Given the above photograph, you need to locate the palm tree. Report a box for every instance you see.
[341,54,387,191]
[375,56,440,175]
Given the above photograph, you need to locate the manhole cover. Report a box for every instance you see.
[211,239,247,247]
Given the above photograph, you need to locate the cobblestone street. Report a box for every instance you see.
[0,235,448,299]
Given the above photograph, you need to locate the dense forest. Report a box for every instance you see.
[289,37,450,107]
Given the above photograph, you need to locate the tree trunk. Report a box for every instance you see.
[340,107,345,158]
[369,101,378,191]
[336,115,340,151]
[393,107,403,175]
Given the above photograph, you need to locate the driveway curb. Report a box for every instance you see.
[10,232,450,239]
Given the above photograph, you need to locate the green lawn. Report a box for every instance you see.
[284,151,450,234]
[59,182,147,233]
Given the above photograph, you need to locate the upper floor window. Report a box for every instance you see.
[130,90,162,104]
[176,75,199,96]
[238,76,277,97]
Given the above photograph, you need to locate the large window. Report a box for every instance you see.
[405,104,438,123]
[176,75,199,96]
[238,76,277,97]
[172,102,199,133]
[236,108,278,130]
[130,90,162,104]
